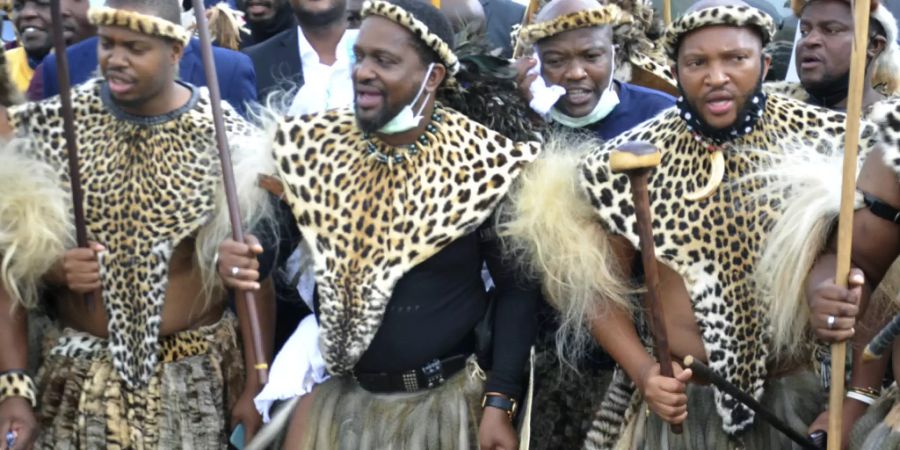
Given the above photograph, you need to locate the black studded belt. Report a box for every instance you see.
[353,354,469,394]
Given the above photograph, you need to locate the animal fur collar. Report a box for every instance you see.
[273,105,539,375]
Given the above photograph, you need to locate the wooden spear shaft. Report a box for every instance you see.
[512,0,540,59]
[663,0,672,25]
[827,0,871,447]
[191,0,269,385]
[50,0,93,309]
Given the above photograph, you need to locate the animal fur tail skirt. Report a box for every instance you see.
[850,384,900,450]
[34,312,244,450]
[255,357,486,450]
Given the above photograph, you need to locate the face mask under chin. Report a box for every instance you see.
[548,47,619,128]
[375,63,436,135]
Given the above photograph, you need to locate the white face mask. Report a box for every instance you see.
[549,47,620,128]
[377,63,435,135]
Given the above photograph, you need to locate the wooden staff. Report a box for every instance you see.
[50,0,92,310]
[610,142,681,434]
[683,356,819,450]
[191,0,268,384]
[512,0,540,59]
[827,0,871,447]
[663,0,672,26]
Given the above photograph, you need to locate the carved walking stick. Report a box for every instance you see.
[610,141,681,434]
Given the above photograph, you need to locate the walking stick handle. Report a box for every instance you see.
[611,142,681,434]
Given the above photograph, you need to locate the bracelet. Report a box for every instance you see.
[846,390,877,406]
[0,370,37,408]
[846,386,881,406]
[848,386,881,398]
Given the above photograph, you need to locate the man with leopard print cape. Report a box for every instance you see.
[498,0,887,448]
[509,1,673,448]
[217,0,541,448]
[0,0,278,448]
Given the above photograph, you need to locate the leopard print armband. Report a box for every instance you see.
[0,370,37,408]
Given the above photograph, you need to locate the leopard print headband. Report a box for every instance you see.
[516,5,632,48]
[89,6,191,46]
[663,5,776,60]
[361,0,460,75]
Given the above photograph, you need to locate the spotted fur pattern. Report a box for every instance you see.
[8,79,255,389]
[517,6,632,48]
[273,106,539,375]
[88,6,190,45]
[361,0,460,74]
[663,5,776,59]
[577,94,881,442]
[0,371,37,408]
[763,81,811,103]
[35,314,244,450]
[868,97,900,179]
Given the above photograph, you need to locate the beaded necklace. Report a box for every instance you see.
[363,112,441,165]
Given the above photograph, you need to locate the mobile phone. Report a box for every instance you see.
[229,424,245,450]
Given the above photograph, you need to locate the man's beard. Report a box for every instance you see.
[683,81,759,131]
[355,101,403,133]
[803,70,851,108]
[295,2,346,27]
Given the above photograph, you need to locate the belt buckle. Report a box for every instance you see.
[422,358,445,389]
[402,371,419,392]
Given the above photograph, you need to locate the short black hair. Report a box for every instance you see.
[106,0,183,27]
[388,0,455,67]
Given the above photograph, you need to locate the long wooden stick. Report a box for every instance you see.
[663,0,672,25]
[611,142,681,434]
[512,0,540,59]
[827,0,871,447]
[50,0,92,310]
[191,0,268,385]
[683,356,819,450]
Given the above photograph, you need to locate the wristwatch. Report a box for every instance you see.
[481,392,518,419]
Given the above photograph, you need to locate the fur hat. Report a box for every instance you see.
[361,0,460,75]
[88,6,191,45]
[663,4,776,60]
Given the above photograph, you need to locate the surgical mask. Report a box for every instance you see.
[548,47,620,128]
[377,63,435,135]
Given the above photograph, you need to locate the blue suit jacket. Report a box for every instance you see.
[32,36,257,117]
